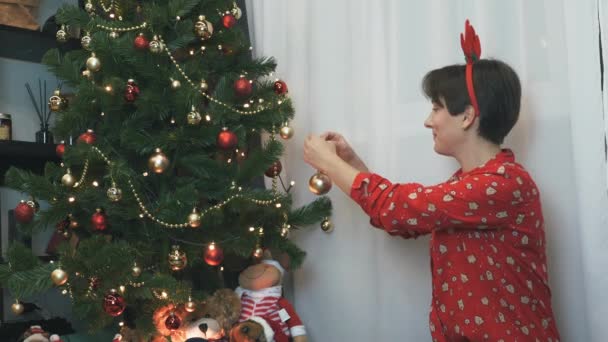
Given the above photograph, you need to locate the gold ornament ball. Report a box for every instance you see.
[279,125,294,140]
[199,79,209,92]
[321,218,334,233]
[148,148,170,174]
[81,35,92,50]
[86,54,101,72]
[82,69,92,80]
[51,268,68,286]
[185,299,196,313]
[85,2,94,13]
[168,246,188,271]
[308,172,332,195]
[149,39,163,53]
[11,302,24,315]
[253,247,264,259]
[194,16,214,40]
[107,186,123,202]
[188,209,201,228]
[187,109,202,126]
[56,29,68,43]
[232,6,243,20]
[62,172,75,187]
[171,79,181,89]
[49,90,66,112]
[132,265,142,277]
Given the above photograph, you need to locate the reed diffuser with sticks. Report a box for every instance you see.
[25,79,56,144]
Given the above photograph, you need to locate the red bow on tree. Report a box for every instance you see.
[460,19,481,62]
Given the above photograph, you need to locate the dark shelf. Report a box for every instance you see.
[0,140,59,185]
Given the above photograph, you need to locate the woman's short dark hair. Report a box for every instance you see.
[422,59,521,145]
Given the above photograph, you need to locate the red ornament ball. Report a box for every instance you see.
[124,79,140,103]
[56,143,65,158]
[91,209,107,231]
[222,14,237,29]
[164,312,182,331]
[217,128,238,150]
[233,77,253,97]
[265,161,282,177]
[133,33,149,50]
[14,200,35,223]
[102,291,126,317]
[204,243,224,266]
[78,129,96,144]
[273,80,288,95]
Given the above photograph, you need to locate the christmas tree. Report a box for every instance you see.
[1,0,331,339]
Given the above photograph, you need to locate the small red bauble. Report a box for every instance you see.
[204,243,224,266]
[56,143,65,158]
[124,79,140,103]
[217,128,238,150]
[91,208,107,231]
[233,77,253,97]
[273,80,288,95]
[78,129,96,144]
[222,14,237,29]
[14,200,35,223]
[164,312,182,331]
[102,290,126,317]
[265,161,282,177]
[133,33,149,50]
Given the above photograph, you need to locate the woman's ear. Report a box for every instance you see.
[461,105,477,130]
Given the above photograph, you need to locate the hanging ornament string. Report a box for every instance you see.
[88,146,281,229]
[157,35,271,116]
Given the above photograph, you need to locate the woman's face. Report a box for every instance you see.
[424,98,466,156]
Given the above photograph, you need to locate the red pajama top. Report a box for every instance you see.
[350,150,560,341]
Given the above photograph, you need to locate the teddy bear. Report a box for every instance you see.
[234,251,307,342]
[184,288,242,342]
[152,288,241,342]
[230,316,289,342]
[20,325,63,342]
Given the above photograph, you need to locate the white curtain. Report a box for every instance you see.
[247,0,606,340]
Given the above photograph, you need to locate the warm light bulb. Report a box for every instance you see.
[68,196,76,203]
[92,180,99,187]
[105,85,113,92]
[249,227,255,232]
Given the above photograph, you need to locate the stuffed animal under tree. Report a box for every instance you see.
[234,251,306,342]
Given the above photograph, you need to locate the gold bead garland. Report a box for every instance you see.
[157,35,269,116]
[87,146,280,229]
[95,22,147,32]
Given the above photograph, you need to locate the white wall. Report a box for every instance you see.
[247,0,602,340]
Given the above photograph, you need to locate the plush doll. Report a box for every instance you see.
[235,251,307,342]
[184,289,241,342]
[21,326,63,342]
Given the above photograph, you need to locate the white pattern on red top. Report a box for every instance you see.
[350,149,560,341]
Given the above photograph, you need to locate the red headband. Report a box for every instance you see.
[460,19,482,116]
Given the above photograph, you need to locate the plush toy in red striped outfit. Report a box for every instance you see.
[235,251,306,342]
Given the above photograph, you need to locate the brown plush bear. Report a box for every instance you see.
[230,316,289,342]
[234,251,307,342]
[151,289,241,342]
[185,288,242,342]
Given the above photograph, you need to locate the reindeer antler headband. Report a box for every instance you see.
[460,19,482,116]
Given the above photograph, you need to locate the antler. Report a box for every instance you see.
[460,19,481,62]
